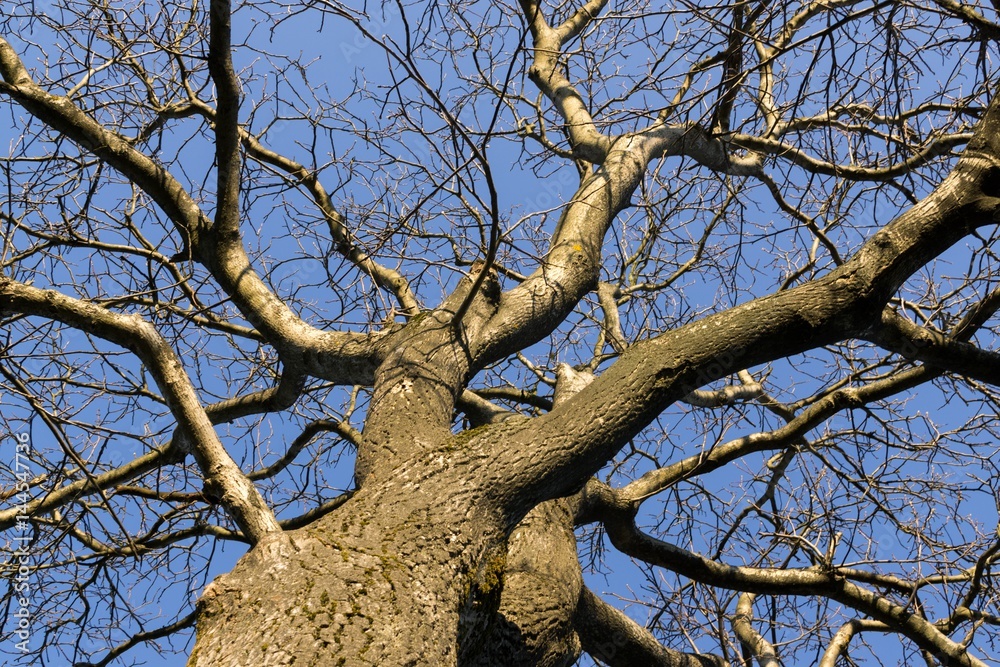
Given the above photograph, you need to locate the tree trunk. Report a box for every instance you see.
[189,472,510,666]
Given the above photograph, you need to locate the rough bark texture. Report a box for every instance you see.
[470,500,582,667]
[191,468,510,666]
[469,365,593,666]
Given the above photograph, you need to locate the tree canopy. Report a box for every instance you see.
[3,0,1000,665]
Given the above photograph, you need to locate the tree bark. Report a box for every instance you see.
[190,465,510,666]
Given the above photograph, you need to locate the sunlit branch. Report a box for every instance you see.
[683,370,763,408]
[612,363,927,505]
[517,0,612,163]
[204,370,305,425]
[0,278,283,544]
[929,0,1000,40]
[818,619,889,667]
[0,36,387,383]
[781,100,983,135]
[732,131,974,181]
[592,511,986,666]
[469,386,553,412]
[866,308,1000,386]
[457,389,513,426]
[596,281,627,354]
[733,593,781,667]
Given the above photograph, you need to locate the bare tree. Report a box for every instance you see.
[3,0,1000,664]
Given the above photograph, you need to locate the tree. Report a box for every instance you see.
[3,0,1000,664]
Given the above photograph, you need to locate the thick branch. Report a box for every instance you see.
[575,587,728,667]
[733,594,781,667]
[818,619,888,667]
[683,370,763,408]
[473,134,653,366]
[595,514,985,667]
[930,0,1000,40]
[484,103,1000,514]
[473,125,757,373]
[360,265,502,483]
[596,281,627,353]
[471,362,592,666]
[0,36,386,385]
[866,308,1000,385]
[471,499,583,666]
[555,0,609,45]
[0,279,282,544]
[617,362,933,504]
[203,370,306,424]
[519,0,612,162]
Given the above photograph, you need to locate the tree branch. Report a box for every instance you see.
[175,96,421,316]
[865,308,1000,385]
[733,594,782,667]
[0,278,283,544]
[592,511,985,667]
[732,131,973,181]
[518,0,612,163]
[818,619,889,667]
[485,95,1000,513]
[74,609,198,667]
[207,0,242,240]
[0,370,304,531]
[0,36,387,386]
[575,586,728,667]
[683,370,763,408]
